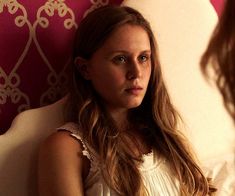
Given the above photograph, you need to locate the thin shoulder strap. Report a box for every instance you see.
[57,122,91,160]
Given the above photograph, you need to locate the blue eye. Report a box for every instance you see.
[138,55,149,63]
[113,55,127,64]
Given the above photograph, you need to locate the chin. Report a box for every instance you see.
[126,101,142,109]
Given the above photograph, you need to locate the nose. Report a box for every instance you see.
[126,60,142,80]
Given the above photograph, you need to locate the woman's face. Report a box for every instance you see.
[87,24,152,113]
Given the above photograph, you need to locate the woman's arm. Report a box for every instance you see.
[38,131,85,196]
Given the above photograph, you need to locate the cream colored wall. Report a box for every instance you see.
[122,0,235,161]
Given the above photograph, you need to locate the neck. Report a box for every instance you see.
[108,108,129,130]
[107,107,152,156]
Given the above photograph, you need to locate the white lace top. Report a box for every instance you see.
[58,122,180,196]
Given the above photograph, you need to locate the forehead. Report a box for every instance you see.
[101,24,151,52]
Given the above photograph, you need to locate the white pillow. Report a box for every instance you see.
[121,0,235,161]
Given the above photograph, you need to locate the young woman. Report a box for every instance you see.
[38,5,215,196]
[201,0,235,122]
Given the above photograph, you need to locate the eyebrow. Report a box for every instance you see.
[106,50,151,56]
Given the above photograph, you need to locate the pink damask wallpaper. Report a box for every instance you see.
[0,0,123,133]
[210,0,224,15]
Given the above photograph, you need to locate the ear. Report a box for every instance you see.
[74,57,91,80]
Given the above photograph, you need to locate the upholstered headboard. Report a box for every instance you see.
[0,0,123,134]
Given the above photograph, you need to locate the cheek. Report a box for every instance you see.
[91,68,125,92]
[108,71,125,84]
[101,75,125,94]
[144,66,152,83]
[100,66,126,84]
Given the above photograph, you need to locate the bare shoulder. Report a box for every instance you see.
[39,131,85,168]
[40,130,83,155]
[38,131,85,195]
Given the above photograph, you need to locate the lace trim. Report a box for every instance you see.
[57,123,165,173]
[57,122,92,161]
[69,133,91,160]
[142,150,154,158]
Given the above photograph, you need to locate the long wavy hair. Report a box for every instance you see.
[201,0,235,122]
[67,5,215,195]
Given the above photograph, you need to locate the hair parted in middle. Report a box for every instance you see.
[67,5,216,196]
